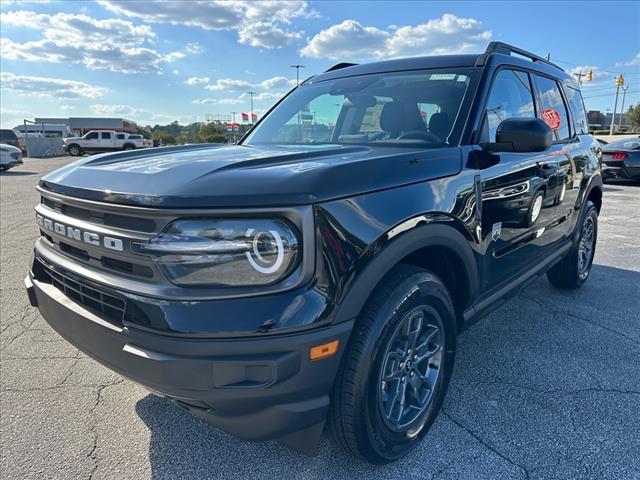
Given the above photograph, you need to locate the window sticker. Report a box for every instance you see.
[542,108,561,131]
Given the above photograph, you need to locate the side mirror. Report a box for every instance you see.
[484,118,552,153]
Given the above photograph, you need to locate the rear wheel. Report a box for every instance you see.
[123,143,135,150]
[547,200,598,289]
[328,265,457,463]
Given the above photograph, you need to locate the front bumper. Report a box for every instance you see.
[25,267,353,447]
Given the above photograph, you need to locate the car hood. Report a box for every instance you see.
[40,143,461,208]
[64,137,82,143]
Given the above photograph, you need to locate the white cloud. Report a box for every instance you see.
[191,98,244,105]
[205,78,255,91]
[0,72,106,98]
[617,52,640,67]
[301,14,492,60]
[0,10,195,74]
[185,76,211,85]
[89,103,192,125]
[98,0,315,49]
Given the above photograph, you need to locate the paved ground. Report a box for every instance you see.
[1,157,639,480]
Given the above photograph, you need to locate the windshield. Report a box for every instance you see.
[243,68,475,148]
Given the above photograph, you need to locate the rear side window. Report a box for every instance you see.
[101,132,112,139]
[481,69,536,142]
[0,129,18,141]
[565,87,588,135]
[116,133,125,140]
[533,75,570,141]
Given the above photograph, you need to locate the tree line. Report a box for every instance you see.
[136,121,253,145]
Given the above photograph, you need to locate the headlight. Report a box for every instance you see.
[133,219,300,287]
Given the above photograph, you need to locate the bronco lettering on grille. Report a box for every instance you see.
[36,214,124,252]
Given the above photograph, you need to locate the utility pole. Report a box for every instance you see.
[610,75,624,135]
[545,52,551,61]
[290,64,304,86]
[574,72,584,86]
[247,91,256,124]
[618,86,629,130]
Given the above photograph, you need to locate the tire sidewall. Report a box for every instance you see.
[576,203,598,284]
[358,272,457,462]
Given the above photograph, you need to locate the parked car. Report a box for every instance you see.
[26,42,603,463]
[601,136,640,181]
[64,130,150,156]
[0,129,25,152]
[0,143,23,172]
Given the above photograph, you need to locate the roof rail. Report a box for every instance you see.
[477,42,564,71]
[324,62,358,73]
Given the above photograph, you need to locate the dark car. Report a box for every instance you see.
[601,136,640,181]
[25,42,603,464]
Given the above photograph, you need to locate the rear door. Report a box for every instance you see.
[531,74,588,239]
[100,131,114,149]
[475,68,562,288]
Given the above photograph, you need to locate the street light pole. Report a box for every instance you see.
[247,91,256,124]
[290,64,304,86]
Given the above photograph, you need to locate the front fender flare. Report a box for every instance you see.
[332,222,479,324]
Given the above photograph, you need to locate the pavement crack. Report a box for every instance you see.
[442,408,530,479]
[86,379,124,480]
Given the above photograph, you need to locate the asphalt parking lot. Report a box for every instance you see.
[1,157,639,480]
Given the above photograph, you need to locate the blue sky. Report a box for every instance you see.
[1,0,639,128]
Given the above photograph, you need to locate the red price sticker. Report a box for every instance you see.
[542,108,561,131]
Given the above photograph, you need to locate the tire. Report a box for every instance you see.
[547,200,598,289]
[328,265,457,463]
[67,144,82,156]
[123,143,135,150]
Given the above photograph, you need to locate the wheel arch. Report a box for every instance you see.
[333,222,479,331]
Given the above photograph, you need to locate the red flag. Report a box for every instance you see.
[251,113,257,122]
[241,113,248,122]
[233,123,239,131]
[225,122,232,132]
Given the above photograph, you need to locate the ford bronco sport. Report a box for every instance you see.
[26,42,603,463]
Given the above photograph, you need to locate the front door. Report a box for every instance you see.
[474,68,563,289]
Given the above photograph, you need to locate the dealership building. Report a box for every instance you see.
[33,117,138,136]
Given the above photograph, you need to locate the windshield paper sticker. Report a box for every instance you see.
[542,109,561,131]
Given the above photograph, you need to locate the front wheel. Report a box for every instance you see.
[328,265,457,463]
[67,144,82,156]
[547,200,598,289]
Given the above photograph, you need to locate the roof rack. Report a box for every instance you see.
[477,42,564,71]
[324,62,358,73]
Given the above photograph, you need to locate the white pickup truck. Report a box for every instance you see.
[64,130,152,156]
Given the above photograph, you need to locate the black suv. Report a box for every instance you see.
[26,42,602,463]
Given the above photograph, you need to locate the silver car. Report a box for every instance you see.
[0,143,24,172]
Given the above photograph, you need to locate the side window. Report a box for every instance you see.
[85,132,99,139]
[565,87,588,135]
[116,133,125,140]
[482,69,535,142]
[533,75,570,141]
[101,132,112,139]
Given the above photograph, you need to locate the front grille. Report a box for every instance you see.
[35,259,126,327]
[41,196,157,232]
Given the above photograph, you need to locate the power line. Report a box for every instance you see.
[583,90,640,99]
[552,58,640,75]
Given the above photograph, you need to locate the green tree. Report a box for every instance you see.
[196,122,227,143]
[627,103,640,131]
[152,130,176,145]
[136,125,152,139]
